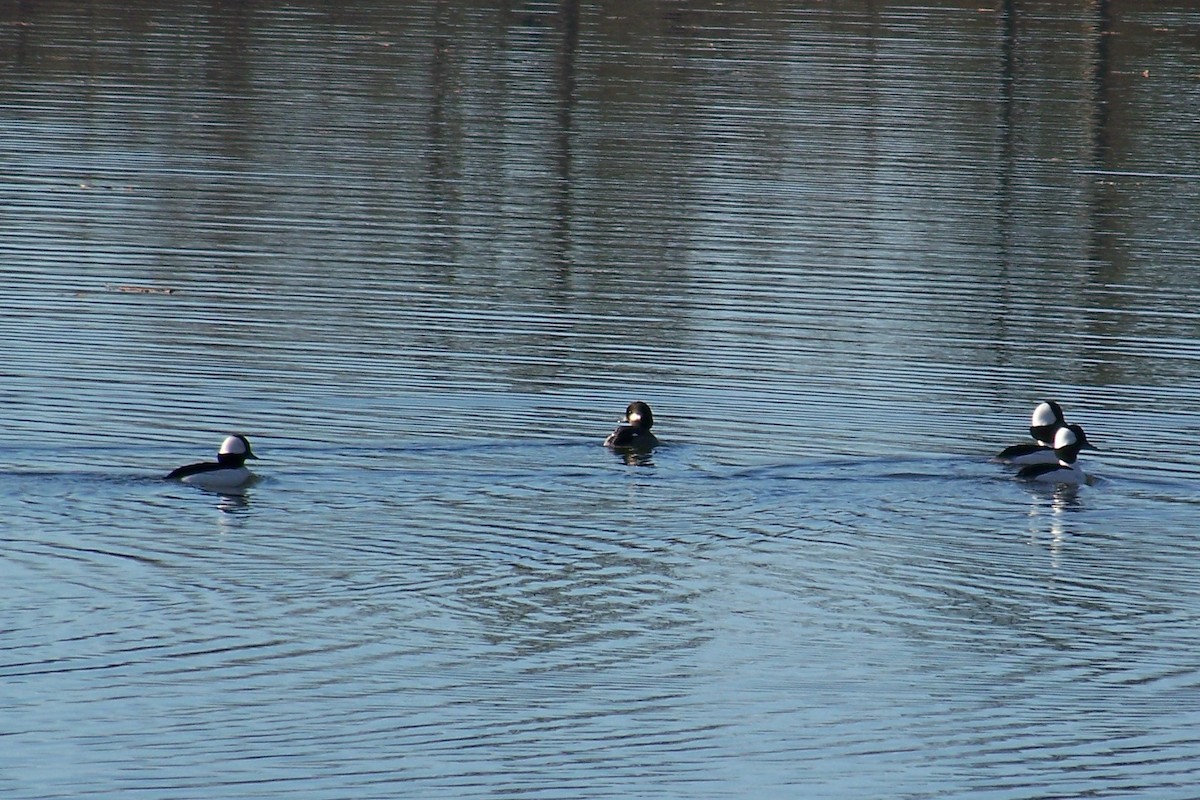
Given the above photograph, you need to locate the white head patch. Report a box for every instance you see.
[1054,426,1077,449]
[1031,402,1059,428]
[219,435,248,456]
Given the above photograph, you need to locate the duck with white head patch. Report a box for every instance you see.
[1016,424,1098,485]
[166,434,259,491]
[996,400,1068,465]
[604,401,659,449]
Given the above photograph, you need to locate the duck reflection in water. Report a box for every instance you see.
[604,401,660,464]
[217,492,252,513]
[1026,484,1084,563]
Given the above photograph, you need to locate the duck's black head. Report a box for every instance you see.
[217,434,258,466]
[623,401,654,430]
[1029,399,1066,446]
[1053,423,1097,465]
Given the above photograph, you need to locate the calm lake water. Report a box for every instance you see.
[3,1,1200,797]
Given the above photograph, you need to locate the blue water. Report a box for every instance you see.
[3,2,1200,798]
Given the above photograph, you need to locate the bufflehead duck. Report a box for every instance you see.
[603,401,659,449]
[166,434,259,491]
[1016,424,1098,485]
[996,400,1067,465]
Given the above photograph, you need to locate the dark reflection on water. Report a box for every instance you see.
[3,1,1200,798]
[610,448,656,467]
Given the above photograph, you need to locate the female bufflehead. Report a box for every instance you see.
[996,400,1067,465]
[1016,424,1098,485]
[166,434,259,491]
[604,401,660,449]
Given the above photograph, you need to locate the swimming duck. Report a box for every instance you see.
[166,434,259,491]
[603,401,659,449]
[996,400,1068,465]
[1016,424,1097,485]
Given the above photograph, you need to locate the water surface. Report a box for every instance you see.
[3,2,1200,798]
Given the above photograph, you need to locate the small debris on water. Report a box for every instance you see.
[111,285,177,295]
